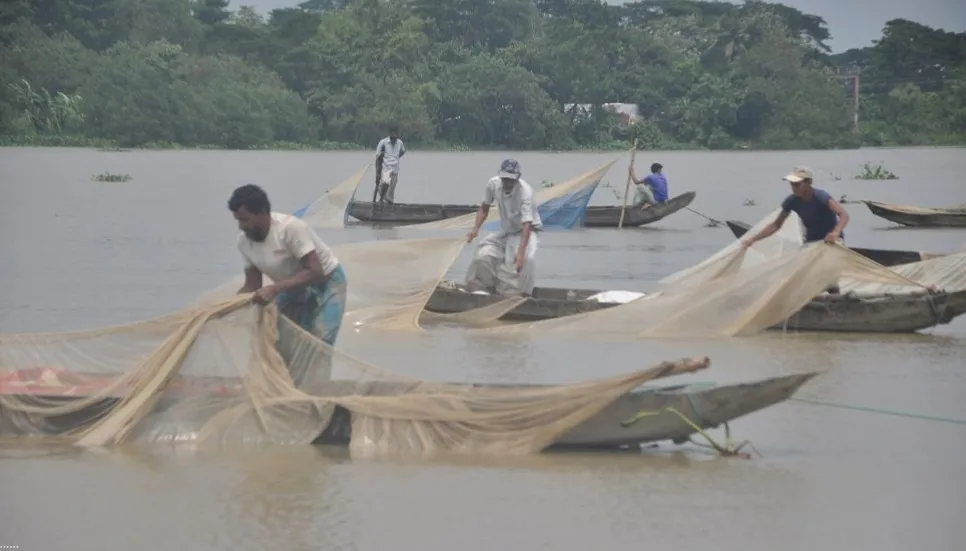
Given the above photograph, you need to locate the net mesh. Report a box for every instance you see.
[3,189,960,454]
[0,292,711,453]
[449,209,937,338]
[292,164,368,228]
[525,178,600,230]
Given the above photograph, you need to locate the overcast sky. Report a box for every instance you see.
[239,0,966,52]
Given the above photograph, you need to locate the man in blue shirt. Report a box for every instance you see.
[741,166,849,247]
[740,166,850,293]
[629,162,669,207]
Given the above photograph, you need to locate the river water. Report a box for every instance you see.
[1,146,965,551]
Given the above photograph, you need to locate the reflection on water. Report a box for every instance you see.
[1,147,965,550]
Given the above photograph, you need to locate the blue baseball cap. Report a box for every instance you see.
[498,159,521,180]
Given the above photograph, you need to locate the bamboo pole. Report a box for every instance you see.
[617,139,639,229]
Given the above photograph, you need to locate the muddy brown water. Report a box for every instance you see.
[1,146,965,551]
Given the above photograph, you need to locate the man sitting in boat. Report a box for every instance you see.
[229,184,348,358]
[374,125,406,204]
[740,166,850,292]
[629,162,669,208]
[465,159,542,296]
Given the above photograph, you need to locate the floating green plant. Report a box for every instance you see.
[92,172,132,182]
[855,162,898,180]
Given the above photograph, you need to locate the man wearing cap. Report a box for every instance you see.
[741,166,849,249]
[629,162,669,208]
[374,125,406,203]
[464,159,542,296]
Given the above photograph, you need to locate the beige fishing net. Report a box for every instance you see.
[839,251,966,295]
[0,274,711,453]
[297,164,369,228]
[2,173,959,454]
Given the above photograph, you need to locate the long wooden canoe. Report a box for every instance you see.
[864,201,966,228]
[0,368,816,450]
[725,220,942,266]
[346,192,697,228]
[424,282,966,333]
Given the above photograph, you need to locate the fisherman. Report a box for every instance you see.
[629,162,669,208]
[741,166,849,248]
[374,125,406,204]
[229,184,348,357]
[740,166,850,293]
[465,159,542,296]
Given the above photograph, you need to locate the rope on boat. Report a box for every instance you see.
[620,405,761,459]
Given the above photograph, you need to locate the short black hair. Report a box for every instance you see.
[388,124,399,134]
[650,163,663,173]
[228,184,271,214]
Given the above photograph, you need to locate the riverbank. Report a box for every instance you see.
[3,133,964,154]
[0,133,666,153]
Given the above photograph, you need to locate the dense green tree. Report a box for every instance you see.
[0,0,962,149]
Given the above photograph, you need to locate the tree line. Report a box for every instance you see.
[1,0,964,151]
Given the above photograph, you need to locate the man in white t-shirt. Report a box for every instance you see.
[465,159,542,296]
[229,184,348,358]
[374,125,406,204]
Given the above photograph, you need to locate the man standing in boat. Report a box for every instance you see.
[628,162,669,208]
[465,159,542,296]
[740,166,849,249]
[229,184,348,382]
[740,166,850,293]
[374,125,406,204]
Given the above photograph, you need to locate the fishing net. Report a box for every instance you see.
[192,237,469,343]
[456,209,933,338]
[3,187,956,453]
[0,250,712,453]
[528,177,601,230]
[291,164,368,228]
[410,158,619,231]
[839,251,966,295]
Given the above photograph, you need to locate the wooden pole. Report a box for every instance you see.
[618,139,639,229]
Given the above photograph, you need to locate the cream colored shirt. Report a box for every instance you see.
[482,177,543,234]
[237,212,339,283]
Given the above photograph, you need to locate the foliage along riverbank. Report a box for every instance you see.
[1,0,964,152]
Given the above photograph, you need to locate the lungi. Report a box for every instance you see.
[465,231,539,296]
[632,183,655,207]
[378,167,399,203]
[273,265,348,387]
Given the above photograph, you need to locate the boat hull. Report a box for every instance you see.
[424,283,966,333]
[346,192,697,228]
[865,201,966,228]
[0,374,816,450]
[724,220,936,267]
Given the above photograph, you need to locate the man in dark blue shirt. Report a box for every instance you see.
[741,166,849,247]
[629,162,669,207]
[740,166,849,294]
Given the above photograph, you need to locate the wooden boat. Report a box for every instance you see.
[0,367,816,450]
[346,192,697,228]
[424,282,966,333]
[864,201,966,228]
[725,220,941,266]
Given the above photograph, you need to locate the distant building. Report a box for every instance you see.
[563,103,641,126]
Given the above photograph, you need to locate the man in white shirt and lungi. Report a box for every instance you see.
[229,184,348,382]
[464,159,542,296]
[374,126,406,204]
